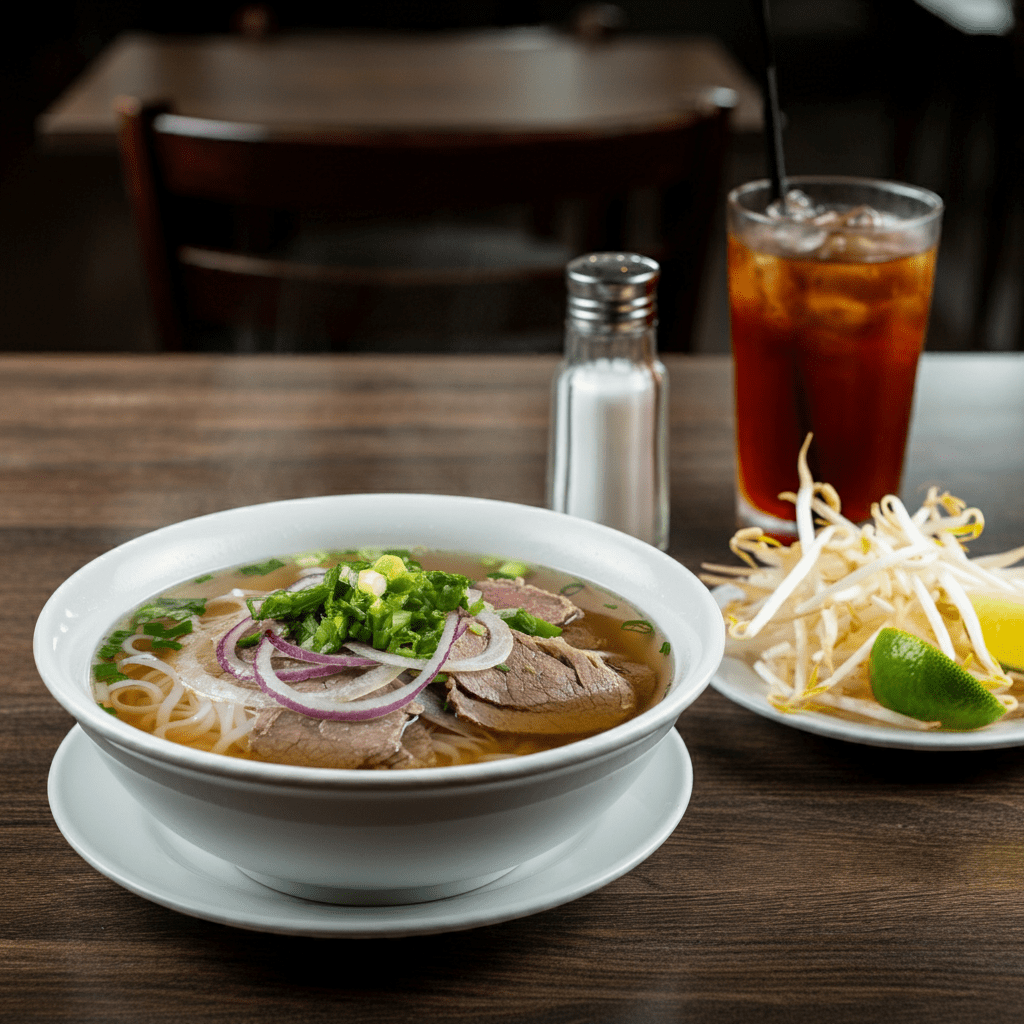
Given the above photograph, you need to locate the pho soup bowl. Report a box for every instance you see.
[35,494,723,905]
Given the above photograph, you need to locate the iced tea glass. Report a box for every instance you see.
[727,176,943,534]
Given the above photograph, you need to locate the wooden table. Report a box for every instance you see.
[4,352,1024,1023]
[35,29,762,147]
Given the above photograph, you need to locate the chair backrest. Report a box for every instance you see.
[116,96,731,351]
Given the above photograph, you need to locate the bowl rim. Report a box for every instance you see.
[35,493,724,790]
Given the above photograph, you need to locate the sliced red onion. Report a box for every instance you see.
[343,609,512,673]
[216,616,352,684]
[285,570,327,591]
[252,610,461,721]
[266,631,377,668]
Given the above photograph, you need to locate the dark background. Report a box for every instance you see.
[0,0,1020,353]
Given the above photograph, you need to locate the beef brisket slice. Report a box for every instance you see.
[446,631,636,735]
[249,704,421,769]
[474,578,581,626]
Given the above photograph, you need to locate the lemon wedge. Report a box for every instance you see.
[869,627,1006,731]
[969,595,1024,672]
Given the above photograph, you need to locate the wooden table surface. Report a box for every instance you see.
[35,28,762,147]
[4,352,1024,1024]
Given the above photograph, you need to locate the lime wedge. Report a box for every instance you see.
[869,627,1007,731]
[970,595,1024,672]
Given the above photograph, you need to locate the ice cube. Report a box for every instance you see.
[836,204,885,229]
[766,189,819,221]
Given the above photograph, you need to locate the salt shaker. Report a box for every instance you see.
[547,252,669,550]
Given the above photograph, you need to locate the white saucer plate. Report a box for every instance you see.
[709,584,1024,751]
[48,726,692,937]
[712,655,1024,751]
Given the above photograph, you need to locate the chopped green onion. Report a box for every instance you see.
[559,581,585,597]
[487,559,530,580]
[294,549,330,567]
[97,629,133,659]
[496,607,562,638]
[621,619,655,635]
[660,641,672,656]
[131,597,206,626]
[238,558,287,576]
[93,662,129,683]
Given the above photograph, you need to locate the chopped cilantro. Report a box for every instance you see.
[238,558,287,577]
[100,704,119,716]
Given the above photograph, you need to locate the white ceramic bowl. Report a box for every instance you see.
[35,494,724,905]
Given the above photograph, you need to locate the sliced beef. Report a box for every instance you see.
[446,630,636,735]
[249,696,429,769]
[448,623,491,661]
[379,719,438,769]
[602,651,658,705]
[559,622,606,652]
[474,578,582,627]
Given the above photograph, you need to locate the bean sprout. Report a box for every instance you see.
[702,438,1024,729]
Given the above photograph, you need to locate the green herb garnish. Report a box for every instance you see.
[660,641,672,656]
[559,581,585,597]
[93,662,129,683]
[486,559,530,580]
[130,597,206,626]
[193,573,214,583]
[97,629,133,659]
[621,619,655,635]
[496,607,562,638]
[249,553,472,659]
[238,558,287,577]
[142,619,194,651]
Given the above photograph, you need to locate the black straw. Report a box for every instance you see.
[752,0,787,204]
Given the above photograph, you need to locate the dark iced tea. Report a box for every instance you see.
[727,178,942,531]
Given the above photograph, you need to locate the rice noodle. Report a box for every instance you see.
[703,438,1024,729]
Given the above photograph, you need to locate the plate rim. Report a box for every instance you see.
[48,725,693,937]
[712,655,1024,751]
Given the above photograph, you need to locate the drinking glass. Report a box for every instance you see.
[727,176,943,534]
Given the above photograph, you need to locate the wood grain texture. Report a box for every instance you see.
[3,352,1024,1024]
[36,30,763,146]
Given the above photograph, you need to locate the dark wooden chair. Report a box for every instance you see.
[115,96,731,352]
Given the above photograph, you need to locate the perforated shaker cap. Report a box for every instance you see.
[566,252,660,330]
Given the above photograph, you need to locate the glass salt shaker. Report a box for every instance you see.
[547,252,669,550]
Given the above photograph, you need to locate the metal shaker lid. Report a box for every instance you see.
[566,252,660,330]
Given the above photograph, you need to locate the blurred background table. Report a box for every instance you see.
[36,29,762,147]
[31,28,760,356]
[4,350,1024,1023]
